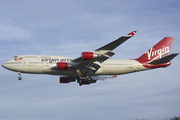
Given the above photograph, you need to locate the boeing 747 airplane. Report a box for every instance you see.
[2,31,178,86]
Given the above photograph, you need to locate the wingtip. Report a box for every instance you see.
[112,75,117,78]
[173,53,179,55]
[126,30,137,36]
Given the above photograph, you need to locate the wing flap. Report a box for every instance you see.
[98,52,115,63]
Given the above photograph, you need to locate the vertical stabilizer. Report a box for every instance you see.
[136,37,174,63]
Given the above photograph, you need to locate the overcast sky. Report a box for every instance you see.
[0,0,180,120]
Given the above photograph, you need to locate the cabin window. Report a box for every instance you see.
[29,62,39,64]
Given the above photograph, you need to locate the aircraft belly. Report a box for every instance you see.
[42,66,76,75]
[15,65,44,74]
[96,59,147,75]
[99,64,136,75]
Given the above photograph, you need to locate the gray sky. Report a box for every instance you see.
[0,0,180,120]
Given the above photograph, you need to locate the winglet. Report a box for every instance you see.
[112,75,118,78]
[126,30,137,37]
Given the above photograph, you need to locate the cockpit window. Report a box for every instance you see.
[13,56,17,59]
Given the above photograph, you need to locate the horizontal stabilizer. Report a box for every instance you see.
[148,53,179,64]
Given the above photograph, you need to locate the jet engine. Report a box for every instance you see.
[57,62,68,69]
[60,77,76,83]
[78,79,96,85]
[82,52,100,60]
[81,79,90,85]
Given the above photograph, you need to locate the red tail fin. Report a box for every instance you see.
[136,37,174,63]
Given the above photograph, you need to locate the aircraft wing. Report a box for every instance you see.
[95,31,137,53]
[67,31,137,76]
[73,30,137,64]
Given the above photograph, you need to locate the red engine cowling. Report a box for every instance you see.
[60,77,70,83]
[57,62,68,69]
[81,79,90,85]
[82,52,98,60]
[60,77,75,83]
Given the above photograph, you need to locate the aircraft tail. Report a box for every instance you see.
[136,37,174,63]
[135,37,178,68]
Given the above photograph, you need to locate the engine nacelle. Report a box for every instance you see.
[82,52,99,60]
[81,79,90,85]
[79,79,96,85]
[57,62,68,69]
[60,77,75,83]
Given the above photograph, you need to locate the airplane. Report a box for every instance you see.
[2,31,179,86]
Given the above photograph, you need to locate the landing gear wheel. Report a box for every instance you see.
[17,72,22,80]
[85,76,91,81]
[18,77,22,80]
[77,79,80,83]
[79,80,82,86]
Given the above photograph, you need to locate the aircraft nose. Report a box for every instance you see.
[2,61,12,70]
[2,63,5,68]
[2,62,7,69]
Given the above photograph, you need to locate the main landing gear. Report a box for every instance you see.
[76,69,92,86]
[17,72,22,80]
[79,80,82,86]
[76,69,83,86]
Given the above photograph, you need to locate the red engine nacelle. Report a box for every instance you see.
[60,77,75,83]
[57,62,68,69]
[60,77,70,83]
[81,79,90,85]
[82,52,98,60]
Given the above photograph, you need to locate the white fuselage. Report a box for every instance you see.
[2,55,149,76]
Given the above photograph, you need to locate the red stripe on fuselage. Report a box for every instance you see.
[135,59,171,69]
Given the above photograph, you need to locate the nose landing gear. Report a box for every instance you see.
[17,72,22,80]
[18,77,22,80]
